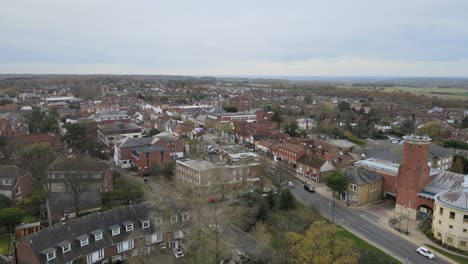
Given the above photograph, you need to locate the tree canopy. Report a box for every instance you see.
[325,170,348,194]
[286,221,359,264]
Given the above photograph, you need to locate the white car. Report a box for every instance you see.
[416,246,434,259]
[286,181,295,188]
[173,247,184,258]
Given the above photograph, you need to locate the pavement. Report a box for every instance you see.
[281,166,450,264]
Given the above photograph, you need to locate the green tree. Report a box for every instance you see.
[462,117,468,129]
[63,123,90,152]
[337,101,351,112]
[223,106,238,113]
[283,121,299,137]
[325,170,348,222]
[39,115,59,133]
[162,162,175,180]
[271,110,283,124]
[147,128,161,137]
[419,121,446,141]
[0,194,12,209]
[279,189,296,210]
[400,119,415,135]
[286,221,359,264]
[450,158,464,174]
[0,207,23,232]
[304,95,312,104]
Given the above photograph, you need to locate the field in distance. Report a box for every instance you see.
[339,85,468,100]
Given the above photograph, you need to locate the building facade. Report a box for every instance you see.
[15,204,189,264]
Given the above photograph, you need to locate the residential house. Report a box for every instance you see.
[15,203,189,264]
[344,167,383,206]
[0,165,33,204]
[14,133,61,148]
[130,146,172,176]
[271,142,306,167]
[296,154,335,182]
[296,118,316,130]
[44,159,113,220]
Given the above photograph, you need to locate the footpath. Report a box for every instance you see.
[292,171,462,264]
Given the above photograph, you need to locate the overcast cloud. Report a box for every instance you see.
[1,0,467,76]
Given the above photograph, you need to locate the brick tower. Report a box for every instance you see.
[396,135,432,220]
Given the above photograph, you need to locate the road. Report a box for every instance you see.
[291,185,448,264]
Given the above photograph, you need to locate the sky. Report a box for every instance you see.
[1,0,468,77]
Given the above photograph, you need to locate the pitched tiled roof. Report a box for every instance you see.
[345,167,382,186]
[48,159,109,172]
[297,154,326,168]
[20,204,165,264]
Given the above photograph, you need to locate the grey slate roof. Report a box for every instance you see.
[422,170,465,196]
[48,159,109,173]
[0,165,20,179]
[364,141,451,164]
[47,191,102,215]
[345,167,383,186]
[20,204,171,264]
[117,137,154,148]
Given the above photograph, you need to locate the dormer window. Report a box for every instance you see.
[91,229,103,241]
[41,248,56,261]
[57,240,71,253]
[181,213,189,221]
[109,225,120,236]
[123,221,134,232]
[155,217,162,225]
[142,220,150,229]
[170,215,178,223]
[76,234,89,247]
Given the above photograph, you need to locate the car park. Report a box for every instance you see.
[416,246,434,259]
[304,184,315,193]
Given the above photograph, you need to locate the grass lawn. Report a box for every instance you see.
[0,235,11,255]
[336,228,400,264]
[425,244,468,264]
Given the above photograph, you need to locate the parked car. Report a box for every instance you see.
[416,246,434,259]
[173,247,184,258]
[262,187,272,193]
[286,181,295,188]
[304,184,315,193]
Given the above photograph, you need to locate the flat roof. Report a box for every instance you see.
[354,158,399,175]
[177,159,219,171]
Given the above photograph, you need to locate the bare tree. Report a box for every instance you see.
[64,175,89,217]
[20,143,56,226]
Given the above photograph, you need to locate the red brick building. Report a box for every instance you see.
[131,146,172,175]
[272,142,306,167]
[395,135,434,220]
[228,95,253,111]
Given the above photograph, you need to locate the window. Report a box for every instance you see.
[142,221,150,229]
[464,229,467,233]
[461,241,467,247]
[81,238,89,247]
[155,217,162,225]
[160,242,166,249]
[86,249,104,264]
[182,213,189,221]
[450,211,455,219]
[112,228,120,236]
[62,243,71,253]
[125,224,133,232]
[15,188,21,194]
[117,239,134,253]
[438,220,441,224]
[350,184,357,191]
[95,232,103,241]
[439,207,443,215]
[464,215,468,223]
[449,225,453,229]
[170,215,178,223]
[147,232,162,244]
[46,251,56,261]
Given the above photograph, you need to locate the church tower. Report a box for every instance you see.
[396,135,432,220]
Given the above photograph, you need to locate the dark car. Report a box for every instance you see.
[304,184,315,193]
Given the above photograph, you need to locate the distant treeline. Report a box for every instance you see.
[351,83,395,87]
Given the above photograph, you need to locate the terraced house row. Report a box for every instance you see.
[14,203,189,264]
